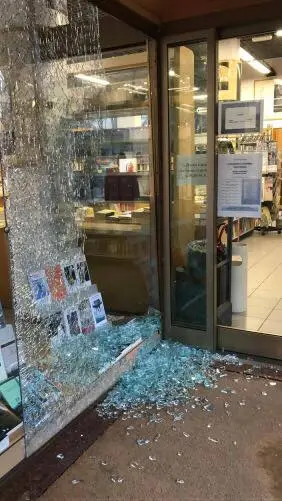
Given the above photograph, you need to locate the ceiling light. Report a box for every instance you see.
[169,69,180,78]
[193,94,208,101]
[248,60,271,75]
[239,47,254,62]
[276,29,282,37]
[239,47,272,75]
[74,73,110,86]
[252,34,272,42]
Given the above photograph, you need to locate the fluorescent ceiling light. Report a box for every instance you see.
[248,60,271,75]
[193,94,208,101]
[252,34,272,42]
[239,47,254,62]
[74,73,110,86]
[276,29,282,37]
[239,47,271,75]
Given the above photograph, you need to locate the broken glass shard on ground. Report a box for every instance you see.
[98,340,237,418]
[136,439,150,446]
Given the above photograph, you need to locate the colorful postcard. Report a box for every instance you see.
[28,270,50,303]
[64,308,81,337]
[76,259,91,287]
[89,293,107,327]
[47,311,68,348]
[62,263,78,292]
[45,265,67,301]
[78,299,95,335]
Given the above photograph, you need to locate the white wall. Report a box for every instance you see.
[241,77,282,128]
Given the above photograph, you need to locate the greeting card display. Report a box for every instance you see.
[63,263,78,292]
[76,259,91,287]
[64,308,81,337]
[89,293,107,327]
[45,265,67,301]
[78,299,95,335]
[28,270,50,303]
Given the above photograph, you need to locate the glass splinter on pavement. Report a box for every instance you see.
[136,439,150,446]
[98,341,238,418]
[208,437,219,443]
[111,477,124,484]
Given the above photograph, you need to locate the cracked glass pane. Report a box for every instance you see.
[0,0,159,455]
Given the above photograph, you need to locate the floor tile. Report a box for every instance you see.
[259,319,282,336]
[274,299,282,310]
[231,315,263,332]
[249,290,281,302]
[236,305,274,320]
[264,308,282,323]
[247,295,279,308]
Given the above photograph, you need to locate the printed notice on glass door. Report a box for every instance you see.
[217,153,262,218]
[176,154,207,185]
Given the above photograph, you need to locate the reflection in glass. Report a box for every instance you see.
[168,42,208,330]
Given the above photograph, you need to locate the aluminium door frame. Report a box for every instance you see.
[160,29,217,350]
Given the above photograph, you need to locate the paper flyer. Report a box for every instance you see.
[62,263,79,293]
[89,292,107,327]
[64,307,82,337]
[78,299,95,335]
[28,270,50,303]
[76,259,91,287]
[45,264,67,301]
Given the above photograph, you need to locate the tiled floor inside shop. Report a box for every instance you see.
[232,232,282,335]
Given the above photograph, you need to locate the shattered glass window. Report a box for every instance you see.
[0,0,160,456]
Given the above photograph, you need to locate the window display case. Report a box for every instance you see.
[0,0,160,462]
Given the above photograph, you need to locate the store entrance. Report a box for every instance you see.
[162,31,216,350]
[217,29,282,360]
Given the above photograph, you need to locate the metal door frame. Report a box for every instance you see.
[161,29,217,350]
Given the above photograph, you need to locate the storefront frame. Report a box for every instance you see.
[1,5,282,500]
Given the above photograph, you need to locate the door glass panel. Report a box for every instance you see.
[168,42,208,330]
[217,34,282,339]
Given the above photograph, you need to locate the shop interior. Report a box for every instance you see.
[217,32,282,337]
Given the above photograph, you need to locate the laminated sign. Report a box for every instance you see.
[217,153,263,218]
[176,154,207,185]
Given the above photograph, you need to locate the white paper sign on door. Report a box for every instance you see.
[218,100,264,134]
[217,153,263,218]
[176,154,207,185]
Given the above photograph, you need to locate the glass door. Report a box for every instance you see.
[162,31,216,349]
[216,32,282,360]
